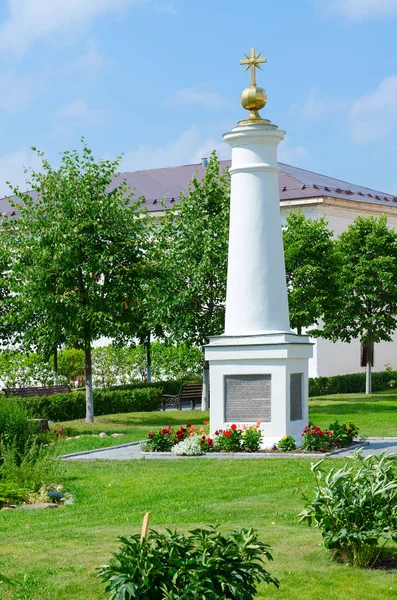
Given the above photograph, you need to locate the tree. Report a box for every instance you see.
[152,152,230,409]
[283,211,339,334]
[4,141,149,421]
[321,215,397,394]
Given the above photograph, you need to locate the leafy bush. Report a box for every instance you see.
[277,435,297,452]
[111,379,199,397]
[98,526,279,599]
[328,420,359,447]
[299,451,397,567]
[7,387,162,421]
[0,482,27,507]
[0,398,36,461]
[309,368,397,397]
[0,442,64,492]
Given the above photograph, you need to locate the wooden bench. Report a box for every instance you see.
[162,383,203,410]
[3,385,71,398]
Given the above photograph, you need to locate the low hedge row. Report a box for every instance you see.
[5,387,163,421]
[308,369,397,397]
[111,379,201,396]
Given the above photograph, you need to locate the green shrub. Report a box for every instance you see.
[299,451,397,567]
[111,379,200,396]
[277,435,296,452]
[0,482,27,507]
[6,387,163,421]
[0,441,64,492]
[0,398,36,461]
[98,526,279,599]
[309,369,397,397]
[143,425,176,452]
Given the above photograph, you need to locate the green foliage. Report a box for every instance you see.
[283,211,339,334]
[299,451,397,567]
[0,350,53,387]
[57,348,85,385]
[152,152,230,347]
[92,343,202,387]
[111,379,199,396]
[11,387,162,421]
[241,427,262,452]
[321,216,397,392]
[3,140,151,421]
[328,420,359,447]
[98,526,278,599]
[0,482,27,507]
[144,425,175,452]
[308,369,397,396]
[301,424,335,452]
[0,398,36,461]
[0,442,64,493]
[277,435,297,452]
[213,425,262,453]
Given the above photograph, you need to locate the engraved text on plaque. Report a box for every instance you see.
[224,374,271,422]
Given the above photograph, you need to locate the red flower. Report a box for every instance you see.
[225,430,231,437]
[231,424,237,430]
[203,420,209,425]
[207,438,213,445]
[186,424,192,428]
[148,431,154,439]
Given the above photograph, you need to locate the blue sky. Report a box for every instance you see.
[0,0,396,197]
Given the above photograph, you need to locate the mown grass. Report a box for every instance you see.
[309,387,397,437]
[0,458,396,599]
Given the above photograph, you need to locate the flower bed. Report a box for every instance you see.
[142,419,361,456]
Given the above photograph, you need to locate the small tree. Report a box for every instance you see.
[152,152,230,409]
[5,141,149,421]
[283,211,339,334]
[321,215,397,394]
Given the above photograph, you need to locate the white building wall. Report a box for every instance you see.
[280,199,397,378]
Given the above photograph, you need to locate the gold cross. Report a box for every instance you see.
[240,48,267,87]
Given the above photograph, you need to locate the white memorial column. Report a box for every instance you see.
[224,124,290,335]
[205,48,312,446]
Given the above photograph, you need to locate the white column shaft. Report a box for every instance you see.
[224,125,291,335]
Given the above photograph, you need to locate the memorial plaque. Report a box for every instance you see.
[290,373,303,421]
[224,374,271,422]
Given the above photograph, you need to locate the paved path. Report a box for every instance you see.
[60,437,397,461]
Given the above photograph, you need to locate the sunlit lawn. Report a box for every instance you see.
[0,458,396,600]
[1,389,397,598]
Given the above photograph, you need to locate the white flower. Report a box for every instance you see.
[171,435,204,456]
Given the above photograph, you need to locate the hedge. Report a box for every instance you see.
[110,379,201,396]
[3,387,163,421]
[308,369,397,397]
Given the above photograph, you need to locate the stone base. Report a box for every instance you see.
[205,332,313,448]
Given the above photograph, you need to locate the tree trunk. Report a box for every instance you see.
[53,345,59,385]
[297,325,302,335]
[201,359,210,411]
[365,330,372,395]
[146,330,152,383]
[85,341,94,422]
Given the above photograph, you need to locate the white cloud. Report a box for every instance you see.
[0,148,42,198]
[313,0,397,20]
[278,141,310,167]
[302,89,348,120]
[348,76,397,142]
[168,88,228,110]
[55,99,107,127]
[120,126,230,172]
[65,40,105,74]
[0,0,175,55]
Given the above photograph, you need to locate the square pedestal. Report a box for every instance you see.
[205,333,313,447]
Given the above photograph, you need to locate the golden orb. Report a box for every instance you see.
[239,85,269,125]
[241,85,267,112]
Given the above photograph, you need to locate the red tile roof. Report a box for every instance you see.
[1,161,396,218]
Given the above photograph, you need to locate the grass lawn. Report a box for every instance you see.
[0,457,396,600]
